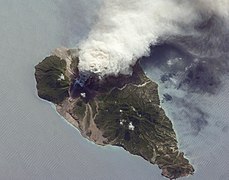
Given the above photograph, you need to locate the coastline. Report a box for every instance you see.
[35,48,195,179]
[142,65,196,173]
[55,98,107,146]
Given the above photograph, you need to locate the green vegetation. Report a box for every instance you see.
[89,100,97,118]
[34,53,194,179]
[35,55,70,104]
[92,65,194,179]
[96,88,175,151]
[73,99,86,119]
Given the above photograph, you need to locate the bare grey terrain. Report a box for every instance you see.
[0,1,229,180]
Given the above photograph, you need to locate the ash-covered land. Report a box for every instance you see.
[35,48,194,179]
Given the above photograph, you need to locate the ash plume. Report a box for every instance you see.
[78,0,229,77]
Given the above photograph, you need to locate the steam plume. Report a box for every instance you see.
[78,0,229,77]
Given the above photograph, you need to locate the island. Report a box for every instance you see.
[35,48,194,179]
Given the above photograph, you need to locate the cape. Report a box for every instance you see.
[35,48,194,179]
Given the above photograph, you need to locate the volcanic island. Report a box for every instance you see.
[35,48,194,179]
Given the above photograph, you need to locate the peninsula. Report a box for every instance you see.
[35,48,194,179]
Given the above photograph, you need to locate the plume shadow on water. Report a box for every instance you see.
[172,97,209,136]
[140,39,228,135]
[141,41,228,95]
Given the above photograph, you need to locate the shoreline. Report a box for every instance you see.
[35,49,195,179]
[142,67,197,172]
[52,97,194,180]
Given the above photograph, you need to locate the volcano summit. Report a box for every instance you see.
[35,48,194,179]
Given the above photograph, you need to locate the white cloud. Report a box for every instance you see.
[78,0,229,76]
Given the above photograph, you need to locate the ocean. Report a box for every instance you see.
[0,1,162,180]
[0,1,228,180]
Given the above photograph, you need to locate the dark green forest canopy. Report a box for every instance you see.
[35,54,194,179]
[35,55,70,104]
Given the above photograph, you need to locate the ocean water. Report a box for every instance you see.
[142,47,229,180]
[1,1,229,180]
[0,1,163,180]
